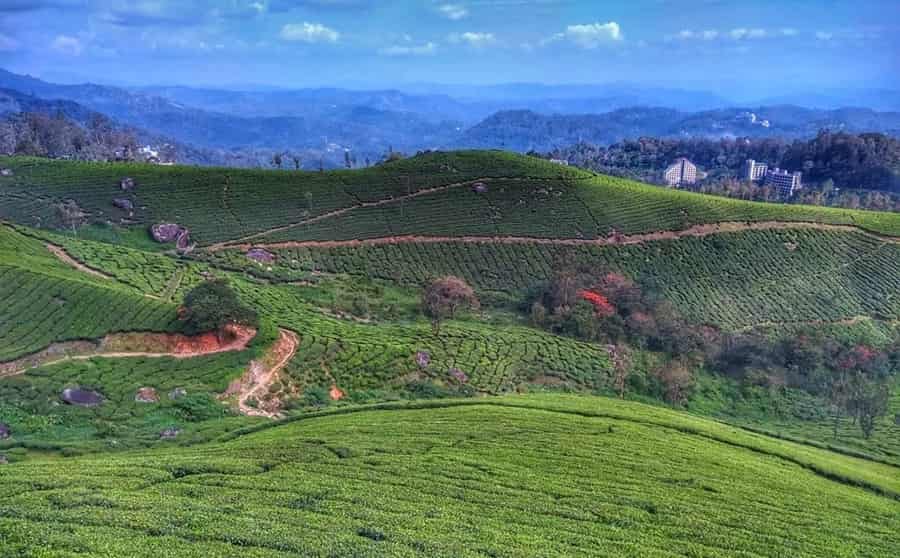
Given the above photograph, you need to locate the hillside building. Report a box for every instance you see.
[745,159,768,182]
[664,158,698,187]
[764,168,802,199]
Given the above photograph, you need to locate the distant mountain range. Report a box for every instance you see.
[455,107,900,152]
[2,68,900,164]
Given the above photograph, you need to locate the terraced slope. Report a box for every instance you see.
[3,152,900,247]
[0,226,181,362]
[200,227,900,332]
[1,395,898,557]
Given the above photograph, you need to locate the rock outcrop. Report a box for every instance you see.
[0,423,10,440]
[151,223,192,252]
[159,427,181,439]
[112,198,134,211]
[246,248,275,263]
[61,387,103,407]
[119,177,135,191]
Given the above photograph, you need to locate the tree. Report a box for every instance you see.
[271,152,283,169]
[847,371,890,439]
[422,276,479,334]
[180,279,259,335]
[608,343,631,398]
[654,358,694,406]
[291,153,302,170]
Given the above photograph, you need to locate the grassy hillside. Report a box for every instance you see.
[2,152,899,557]
[202,227,900,331]
[1,395,898,557]
[0,226,180,362]
[3,151,900,247]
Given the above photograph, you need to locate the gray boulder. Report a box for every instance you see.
[0,423,9,439]
[112,198,134,211]
[0,168,13,177]
[169,387,187,400]
[120,177,135,191]
[159,427,181,440]
[61,387,103,407]
[151,223,183,243]
[246,248,275,263]
[175,229,192,252]
[0,454,7,465]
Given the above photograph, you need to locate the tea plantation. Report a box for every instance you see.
[2,151,900,556]
[1,396,898,557]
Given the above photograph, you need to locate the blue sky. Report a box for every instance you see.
[0,0,897,95]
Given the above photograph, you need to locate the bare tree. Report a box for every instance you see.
[422,276,479,334]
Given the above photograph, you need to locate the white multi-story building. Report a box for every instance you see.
[664,158,698,187]
[745,159,768,182]
[764,168,802,199]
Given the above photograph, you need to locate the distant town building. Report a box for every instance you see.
[549,158,569,166]
[745,159,768,182]
[664,158,698,187]
[764,168,802,198]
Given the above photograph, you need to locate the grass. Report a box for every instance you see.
[0,394,898,557]
[0,352,257,453]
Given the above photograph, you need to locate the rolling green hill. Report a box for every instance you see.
[2,151,900,555]
[3,151,900,247]
[1,396,898,557]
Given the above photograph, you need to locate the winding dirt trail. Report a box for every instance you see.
[0,326,257,378]
[207,177,527,250]
[211,220,900,253]
[45,243,114,280]
[228,328,299,419]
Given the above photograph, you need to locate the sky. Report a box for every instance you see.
[0,0,898,96]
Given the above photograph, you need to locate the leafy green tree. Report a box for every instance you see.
[180,279,258,335]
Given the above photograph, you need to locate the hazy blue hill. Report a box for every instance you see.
[456,106,900,152]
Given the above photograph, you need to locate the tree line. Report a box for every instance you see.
[544,130,900,210]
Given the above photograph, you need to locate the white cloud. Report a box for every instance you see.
[280,22,340,43]
[378,41,437,56]
[780,27,798,37]
[438,4,468,20]
[728,27,767,40]
[669,29,717,41]
[816,31,833,40]
[0,33,19,52]
[449,31,496,47]
[545,21,622,49]
[51,35,83,56]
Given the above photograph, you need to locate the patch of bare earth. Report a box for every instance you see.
[222,328,299,419]
[0,325,257,377]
